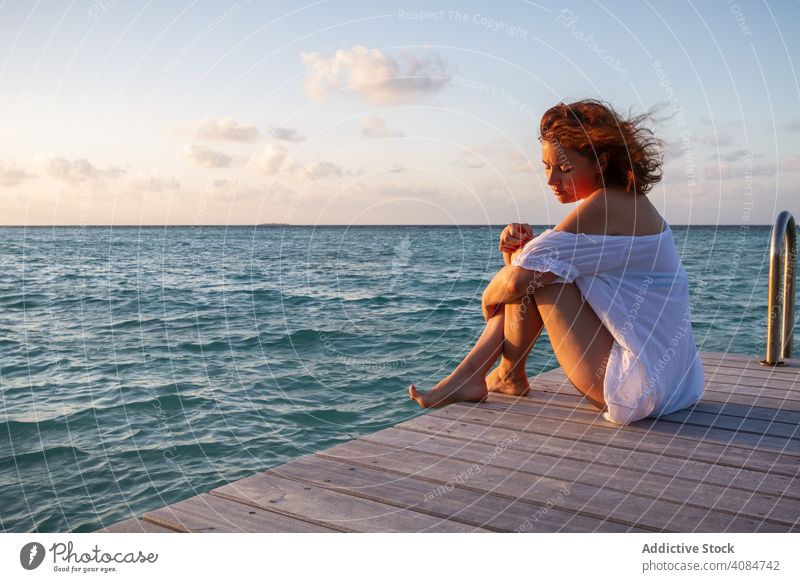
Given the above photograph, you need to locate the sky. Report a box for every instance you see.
[0,0,798,225]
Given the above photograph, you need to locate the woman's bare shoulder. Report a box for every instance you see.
[555,189,665,236]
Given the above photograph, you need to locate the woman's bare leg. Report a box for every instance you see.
[409,281,614,412]
[533,282,614,410]
[409,311,505,408]
[486,295,545,396]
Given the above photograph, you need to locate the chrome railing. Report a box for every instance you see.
[760,210,797,366]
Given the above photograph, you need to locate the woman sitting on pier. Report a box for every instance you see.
[409,99,704,425]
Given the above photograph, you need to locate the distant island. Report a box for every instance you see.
[257,223,290,227]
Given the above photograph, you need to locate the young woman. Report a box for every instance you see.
[409,99,704,425]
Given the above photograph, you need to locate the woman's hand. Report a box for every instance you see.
[482,296,502,322]
[481,265,516,322]
[499,223,534,254]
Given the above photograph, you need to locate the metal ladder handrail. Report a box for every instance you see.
[760,210,797,366]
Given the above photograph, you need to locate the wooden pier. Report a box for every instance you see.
[99,351,800,533]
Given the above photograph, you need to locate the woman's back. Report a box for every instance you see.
[556,187,666,237]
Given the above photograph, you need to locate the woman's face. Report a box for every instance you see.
[540,140,604,203]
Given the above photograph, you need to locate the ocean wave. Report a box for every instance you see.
[0,444,90,465]
[0,393,213,429]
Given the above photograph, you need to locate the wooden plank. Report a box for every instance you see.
[361,426,799,526]
[143,492,337,533]
[269,454,639,532]
[538,359,800,392]
[530,373,800,412]
[701,351,800,370]
[703,375,799,395]
[210,469,487,532]
[704,369,799,389]
[687,391,800,412]
[395,414,800,499]
[96,349,800,534]
[318,437,789,532]
[413,406,798,475]
[481,393,800,440]
[97,517,178,533]
[701,356,800,378]
[496,389,800,430]
[704,378,799,396]
[449,399,800,456]
[500,387,800,426]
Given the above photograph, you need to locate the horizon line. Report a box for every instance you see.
[0,223,778,228]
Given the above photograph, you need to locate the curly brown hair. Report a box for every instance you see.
[539,99,664,195]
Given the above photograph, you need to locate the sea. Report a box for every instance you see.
[0,224,786,532]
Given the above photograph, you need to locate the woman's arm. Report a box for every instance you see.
[481,265,560,320]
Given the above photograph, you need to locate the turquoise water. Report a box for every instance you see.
[0,224,785,532]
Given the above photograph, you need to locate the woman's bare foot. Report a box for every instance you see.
[486,363,530,396]
[408,371,488,408]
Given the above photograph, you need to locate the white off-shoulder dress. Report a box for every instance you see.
[511,224,704,425]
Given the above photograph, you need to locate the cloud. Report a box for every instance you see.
[301,45,449,105]
[250,143,287,175]
[269,127,305,142]
[699,118,743,129]
[661,138,688,162]
[707,149,754,163]
[779,120,800,132]
[780,155,800,171]
[0,158,33,187]
[453,158,486,169]
[181,144,233,168]
[700,133,735,147]
[703,162,776,180]
[361,115,405,138]
[171,117,261,143]
[43,156,125,183]
[452,144,500,169]
[128,174,180,193]
[249,143,345,181]
[339,182,460,205]
[506,150,535,173]
[298,160,343,180]
[209,179,274,201]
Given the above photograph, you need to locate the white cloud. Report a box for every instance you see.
[181,144,233,168]
[453,157,486,169]
[700,133,735,147]
[452,144,500,169]
[301,45,449,105]
[361,115,405,139]
[298,160,343,180]
[703,162,776,180]
[251,143,287,175]
[506,150,535,173]
[210,179,274,201]
[699,118,743,129]
[708,149,754,163]
[661,138,687,162]
[0,158,33,187]
[269,127,305,142]
[779,154,800,171]
[128,174,180,193]
[43,156,126,183]
[171,117,261,143]
[249,144,345,181]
